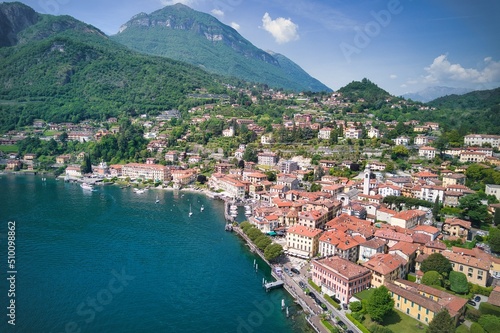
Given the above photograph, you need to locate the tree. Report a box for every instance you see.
[349,301,362,312]
[427,309,455,333]
[391,145,409,160]
[494,209,500,226]
[366,286,394,323]
[432,197,441,221]
[310,183,322,192]
[254,235,272,251]
[196,174,207,184]
[81,153,92,174]
[242,145,257,163]
[489,226,500,253]
[470,322,485,333]
[478,314,500,333]
[264,243,283,261]
[449,271,469,294]
[246,228,263,241]
[422,271,443,287]
[459,194,492,227]
[266,171,276,182]
[420,253,452,277]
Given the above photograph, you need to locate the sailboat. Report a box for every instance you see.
[155,195,160,204]
[200,204,204,212]
[189,204,193,217]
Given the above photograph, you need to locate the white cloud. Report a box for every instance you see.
[390,74,397,79]
[211,9,224,18]
[424,54,500,84]
[160,0,197,6]
[230,22,240,30]
[261,12,299,44]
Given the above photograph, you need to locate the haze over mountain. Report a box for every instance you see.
[403,86,474,103]
[111,4,331,93]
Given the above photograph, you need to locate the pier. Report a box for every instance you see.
[263,280,284,292]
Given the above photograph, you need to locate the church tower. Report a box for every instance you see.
[363,164,370,195]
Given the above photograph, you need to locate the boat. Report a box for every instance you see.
[134,188,145,194]
[80,183,94,191]
[200,204,204,212]
[225,223,233,232]
[155,195,160,204]
[189,204,193,217]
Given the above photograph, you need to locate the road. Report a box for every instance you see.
[276,263,362,333]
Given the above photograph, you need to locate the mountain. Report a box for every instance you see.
[424,87,500,133]
[111,4,331,92]
[337,78,393,104]
[0,2,224,132]
[403,86,474,103]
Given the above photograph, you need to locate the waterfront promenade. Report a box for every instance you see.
[233,226,335,333]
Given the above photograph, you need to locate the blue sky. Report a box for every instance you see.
[14,0,500,95]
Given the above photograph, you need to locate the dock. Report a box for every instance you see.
[263,280,284,292]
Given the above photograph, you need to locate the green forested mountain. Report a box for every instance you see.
[425,88,500,134]
[0,2,224,131]
[337,78,392,104]
[111,3,331,93]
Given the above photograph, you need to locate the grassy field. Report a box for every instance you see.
[0,145,18,153]
[354,288,375,301]
[363,310,426,333]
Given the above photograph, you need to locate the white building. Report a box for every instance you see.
[318,127,332,140]
[464,134,500,148]
[418,146,436,160]
[486,184,500,201]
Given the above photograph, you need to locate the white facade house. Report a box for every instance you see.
[418,146,436,160]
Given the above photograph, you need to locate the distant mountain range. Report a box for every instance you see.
[111,3,331,92]
[402,86,474,103]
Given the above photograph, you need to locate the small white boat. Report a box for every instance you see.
[134,188,145,194]
[189,204,193,217]
[155,195,160,204]
[200,205,204,212]
[80,183,94,191]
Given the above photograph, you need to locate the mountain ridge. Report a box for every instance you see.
[111,3,331,92]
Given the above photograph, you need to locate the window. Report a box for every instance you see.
[460,265,463,271]
[426,309,429,315]
[406,308,410,314]
[411,302,414,307]
[418,314,421,320]
[404,299,407,304]
[419,305,421,311]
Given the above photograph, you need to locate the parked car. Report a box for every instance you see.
[309,292,317,299]
[467,300,476,306]
[284,267,289,273]
[338,321,347,329]
[342,303,348,310]
[288,271,293,277]
[299,281,306,289]
[474,296,481,302]
[291,268,300,275]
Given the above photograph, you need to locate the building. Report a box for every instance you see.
[362,253,407,288]
[442,173,466,188]
[414,135,429,146]
[279,160,299,174]
[441,250,490,287]
[65,165,82,178]
[358,238,387,263]
[393,136,410,146]
[312,256,372,304]
[464,134,500,148]
[418,146,436,160]
[286,225,322,259]
[459,151,486,163]
[442,218,471,240]
[257,152,278,166]
[485,184,500,201]
[386,279,467,325]
[344,127,362,139]
[121,163,170,182]
[164,151,179,162]
[367,128,380,139]
[389,210,426,229]
[222,127,234,137]
[318,127,332,140]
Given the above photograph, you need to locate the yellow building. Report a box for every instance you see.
[362,253,407,288]
[386,279,467,325]
[286,225,322,259]
[442,250,491,287]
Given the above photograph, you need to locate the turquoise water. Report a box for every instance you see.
[0,174,311,333]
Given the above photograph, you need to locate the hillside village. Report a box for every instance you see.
[2,85,500,332]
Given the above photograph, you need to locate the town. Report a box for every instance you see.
[1,85,500,333]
